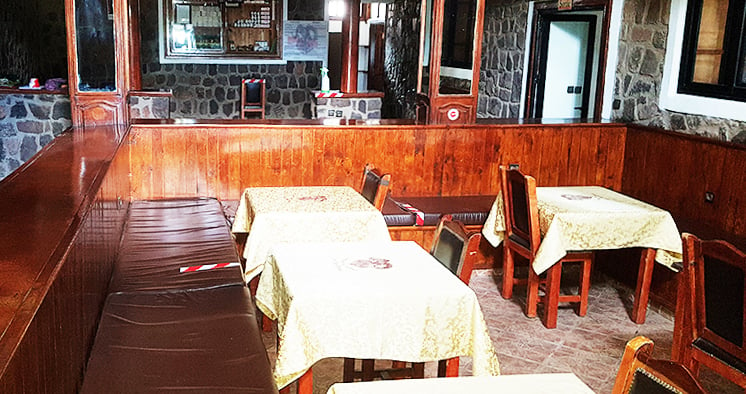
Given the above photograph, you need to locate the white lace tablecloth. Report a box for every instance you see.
[255,241,501,389]
[326,373,594,394]
[482,186,682,274]
[231,186,391,280]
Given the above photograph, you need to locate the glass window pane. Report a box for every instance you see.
[75,0,116,91]
[693,0,729,84]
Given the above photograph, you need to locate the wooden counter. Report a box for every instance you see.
[0,125,129,392]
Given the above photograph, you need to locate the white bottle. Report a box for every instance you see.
[321,67,330,93]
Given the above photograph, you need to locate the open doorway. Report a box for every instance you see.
[524,2,609,120]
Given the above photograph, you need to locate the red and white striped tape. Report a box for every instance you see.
[316,92,344,98]
[397,202,425,226]
[243,78,265,84]
[180,262,241,273]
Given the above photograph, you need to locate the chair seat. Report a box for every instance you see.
[693,337,746,375]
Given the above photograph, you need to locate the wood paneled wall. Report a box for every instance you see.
[0,128,129,393]
[622,125,746,239]
[128,123,627,200]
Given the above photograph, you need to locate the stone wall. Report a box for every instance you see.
[314,96,382,119]
[382,0,421,119]
[612,0,746,143]
[138,0,321,119]
[478,0,528,118]
[0,93,71,180]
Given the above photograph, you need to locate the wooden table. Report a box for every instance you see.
[482,186,682,324]
[231,186,391,280]
[326,373,594,394]
[255,241,501,392]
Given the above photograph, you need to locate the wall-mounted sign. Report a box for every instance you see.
[447,108,460,121]
[283,21,328,61]
[558,0,572,10]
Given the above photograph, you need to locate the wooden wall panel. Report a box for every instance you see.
[128,123,627,201]
[0,128,129,393]
[622,126,746,239]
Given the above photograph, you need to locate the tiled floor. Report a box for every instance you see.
[263,269,741,393]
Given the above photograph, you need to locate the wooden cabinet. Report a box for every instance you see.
[162,0,282,61]
[65,0,138,128]
[416,0,485,124]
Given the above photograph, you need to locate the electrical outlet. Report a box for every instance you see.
[704,191,715,203]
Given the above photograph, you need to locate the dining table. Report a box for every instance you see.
[231,186,391,280]
[325,373,594,394]
[255,240,501,392]
[482,186,682,324]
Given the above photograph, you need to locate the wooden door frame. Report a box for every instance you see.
[532,14,597,119]
[524,0,611,121]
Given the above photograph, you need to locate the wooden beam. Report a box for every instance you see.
[340,0,361,93]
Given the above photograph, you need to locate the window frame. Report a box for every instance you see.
[660,0,746,122]
[677,0,746,101]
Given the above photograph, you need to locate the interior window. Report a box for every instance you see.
[678,0,746,101]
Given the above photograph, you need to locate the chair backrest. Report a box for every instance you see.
[430,215,481,284]
[242,79,265,105]
[359,164,391,210]
[500,165,541,254]
[674,233,746,372]
[613,336,707,394]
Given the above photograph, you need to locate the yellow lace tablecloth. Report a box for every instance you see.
[231,186,391,280]
[255,241,501,389]
[326,373,593,394]
[482,186,682,275]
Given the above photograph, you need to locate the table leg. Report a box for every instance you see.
[541,263,562,329]
[297,368,313,394]
[445,357,459,377]
[631,248,656,324]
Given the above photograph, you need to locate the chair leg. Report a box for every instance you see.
[362,359,375,381]
[541,263,562,329]
[343,358,355,382]
[577,259,592,317]
[502,247,515,299]
[525,265,541,318]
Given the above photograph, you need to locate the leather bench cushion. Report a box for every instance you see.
[387,195,496,226]
[81,286,278,394]
[381,196,416,226]
[108,198,245,294]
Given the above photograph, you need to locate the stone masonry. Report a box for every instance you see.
[612,0,746,143]
[314,97,382,120]
[383,0,421,119]
[0,93,71,180]
[138,0,321,119]
[478,0,529,118]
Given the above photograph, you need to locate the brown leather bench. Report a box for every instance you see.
[383,195,497,269]
[383,195,496,226]
[81,198,277,393]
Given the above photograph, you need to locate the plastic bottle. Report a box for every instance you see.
[320,67,330,93]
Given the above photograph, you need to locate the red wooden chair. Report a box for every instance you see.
[499,165,593,328]
[359,163,391,211]
[613,336,707,394]
[672,233,746,389]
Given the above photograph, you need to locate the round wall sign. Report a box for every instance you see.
[446,108,460,121]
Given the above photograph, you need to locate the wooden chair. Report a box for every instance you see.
[499,165,593,328]
[359,163,391,210]
[672,233,746,388]
[241,79,265,119]
[344,216,477,382]
[430,214,481,285]
[613,336,707,394]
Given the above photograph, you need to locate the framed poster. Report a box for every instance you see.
[283,20,328,61]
